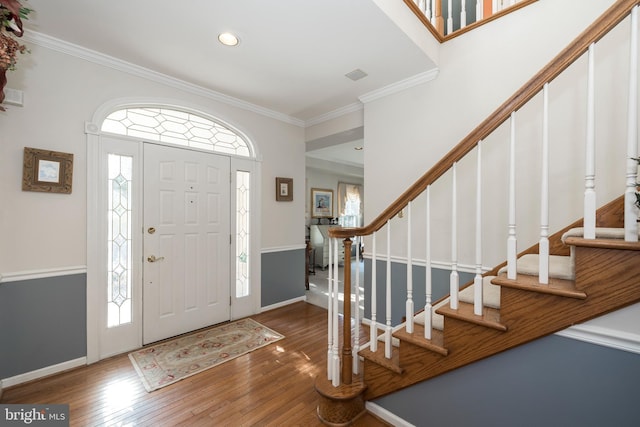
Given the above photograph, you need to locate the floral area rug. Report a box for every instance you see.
[128,318,284,392]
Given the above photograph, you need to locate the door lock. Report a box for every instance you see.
[147,255,165,263]
[148,227,156,234]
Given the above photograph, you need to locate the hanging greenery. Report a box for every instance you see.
[0,0,32,110]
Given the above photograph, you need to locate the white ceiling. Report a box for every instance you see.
[22,0,437,168]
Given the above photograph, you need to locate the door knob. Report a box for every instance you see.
[147,255,165,263]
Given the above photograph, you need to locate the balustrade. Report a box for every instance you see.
[322,0,640,392]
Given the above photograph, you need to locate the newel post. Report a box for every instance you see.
[341,238,353,384]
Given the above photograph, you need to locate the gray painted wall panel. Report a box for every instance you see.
[364,259,474,325]
[374,335,640,427]
[261,249,305,307]
[0,274,86,379]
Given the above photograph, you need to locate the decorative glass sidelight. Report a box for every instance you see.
[235,170,251,298]
[107,154,133,327]
[102,107,251,157]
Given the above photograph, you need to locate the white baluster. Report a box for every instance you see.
[626,6,639,242]
[425,186,433,339]
[540,83,550,284]
[447,0,454,34]
[450,162,459,310]
[385,220,393,359]
[584,43,597,240]
[492,0,499,13]
[474,142,484,316]
[406,202,414,333]
[370,233,378,352]
[507,112,518,280]
[332,237,340,387]
[461,0,467,28]
[327,233,333,380]
[476,0,483,21]
[426,0,433,22]
[353,236,361,375]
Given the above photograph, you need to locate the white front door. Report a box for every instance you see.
[142,143,231,344]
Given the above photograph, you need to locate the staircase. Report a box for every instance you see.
[358,196,640,399]
[315,0,640,424]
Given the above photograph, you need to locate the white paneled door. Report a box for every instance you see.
[143,143,231,344]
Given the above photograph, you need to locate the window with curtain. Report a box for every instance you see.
[337,182,363,227]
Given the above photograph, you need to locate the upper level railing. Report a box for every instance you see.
[404,0,538,41]
[325,0,640,388]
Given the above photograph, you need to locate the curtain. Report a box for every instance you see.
[337,182,363,227]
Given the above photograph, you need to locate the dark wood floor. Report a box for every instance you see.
[1,301,390,426]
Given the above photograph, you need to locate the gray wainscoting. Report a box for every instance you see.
[373,334,640,427]
[261,249,306,307]
[364,258,475,325]
[0,274,87,379]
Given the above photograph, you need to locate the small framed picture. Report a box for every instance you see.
[22,147,74,194]
[311,188,333,218]
[276,177,293,201]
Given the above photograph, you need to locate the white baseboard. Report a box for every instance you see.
[366,402,416,427]
[1,357,87,389]
[261,296,306,312]
[556,324,640,354]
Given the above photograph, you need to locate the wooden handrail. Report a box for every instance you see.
[403,0,539,43]
[330,0,640,240]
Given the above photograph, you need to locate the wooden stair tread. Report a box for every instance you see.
[564,236,640,251]
[492,273,587,299]
[436,301,507,331]
[358,345,403,374]
[393,324,449,356]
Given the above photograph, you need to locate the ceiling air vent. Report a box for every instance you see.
[345,69,368,81]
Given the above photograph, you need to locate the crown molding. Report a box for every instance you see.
[359,68,440,104]
[304,102,364,127]
[23,31,306,127]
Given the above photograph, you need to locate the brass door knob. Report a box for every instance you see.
[147,255,165,263]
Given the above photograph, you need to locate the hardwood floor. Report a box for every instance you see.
[1,302,390,426]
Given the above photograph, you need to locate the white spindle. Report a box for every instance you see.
[476,0,483,21]
[353,236,361,374]
[626,6,639,242]
[327,233,333,381]
[425,186,433,339]
[426,0,433,22]
[332,237,340,387]
[507,112,518,280]
[584,43,597,240]
[474,142,484,316]
[539,83,550,284]
[385,220,392,359]
[406,202,414,333]
[447,0,453,34]
[370,233,378,352]
[450,162,459,310]
[461,0,467,28]
[492,0,499,13]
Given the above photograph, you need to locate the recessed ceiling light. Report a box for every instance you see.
[218,32,239,46]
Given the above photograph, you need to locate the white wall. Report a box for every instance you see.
[0,42,305,274]
[363,0,624,267]
[364,0,639,342]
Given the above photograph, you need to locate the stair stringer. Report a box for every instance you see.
[359,196,638,400]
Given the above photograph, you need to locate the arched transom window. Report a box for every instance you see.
[101,107,252,157]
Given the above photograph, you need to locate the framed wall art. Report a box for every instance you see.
[22,147,74,194]
[276,177,293,201]
[311,188,333,218]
